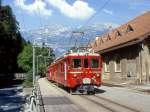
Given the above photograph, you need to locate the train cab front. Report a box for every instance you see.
[67,56,102,94]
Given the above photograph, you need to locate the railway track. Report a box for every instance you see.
[45,79,141,112]
[82,95,140,112]
[94,95,140,112]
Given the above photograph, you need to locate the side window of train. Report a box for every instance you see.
[84,58,88,68]
[73,58,81,69]
[91,58,99,68]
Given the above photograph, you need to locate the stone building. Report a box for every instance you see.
[91,11,150,84]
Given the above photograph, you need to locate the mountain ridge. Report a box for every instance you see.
[21,23,118,57]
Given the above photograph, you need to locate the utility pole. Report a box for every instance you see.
[33,46,35,86]
[32,39,52,86]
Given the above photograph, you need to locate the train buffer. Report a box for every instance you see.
[29,78,85,112]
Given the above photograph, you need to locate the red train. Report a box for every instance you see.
[47,47,102,94]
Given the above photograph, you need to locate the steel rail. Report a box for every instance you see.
[94,95,140,112]
[45,79,116,112]
[82,95,116,112]
[82,95,140,112]
[44,78,140,112]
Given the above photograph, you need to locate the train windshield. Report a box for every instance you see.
[91,59,99,68]
[84,58,88,68]
[73,59,81,69]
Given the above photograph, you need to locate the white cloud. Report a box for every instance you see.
[15,0,95,20]
[103,9,113,15]
[45,0,95,20]
[15,0,52,16]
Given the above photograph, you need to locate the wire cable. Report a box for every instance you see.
[83,0,111,27]
[68,0,111,48]
[79,0,111,47]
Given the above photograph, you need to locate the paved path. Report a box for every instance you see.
[38,78,85,112]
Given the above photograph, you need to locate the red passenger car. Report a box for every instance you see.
[47,47,102,94]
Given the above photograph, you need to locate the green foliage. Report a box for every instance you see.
[17,43,33,87]
[35,47,55,77]
[17,43,55,86]
[0,6,18,33]
[17,43,32,72]
[23,70,33,87]
[0,5,25,73]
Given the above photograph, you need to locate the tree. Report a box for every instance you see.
[35,47,55,77]
[17,43,33,72]
[17,43,55,86]
[0,5,25,73]
[18,44,55,73]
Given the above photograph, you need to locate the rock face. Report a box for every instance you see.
[21,24,111,57]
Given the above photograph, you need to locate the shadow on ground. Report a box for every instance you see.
[94,88,106,94]
[0,80,23,88]
[0,80,25,112]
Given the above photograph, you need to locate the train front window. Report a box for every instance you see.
[84,58,88,68]
[91,59,99,68]
[73,59,81,68]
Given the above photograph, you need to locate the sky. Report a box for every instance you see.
[2,0,150,31]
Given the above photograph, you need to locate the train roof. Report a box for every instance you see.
[51,47,100,66]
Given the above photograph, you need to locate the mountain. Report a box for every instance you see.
[21,23,117,57]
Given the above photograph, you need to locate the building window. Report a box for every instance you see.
[114,55,121,72]
[116,30,122,37]
[104,57,110,72]
[126,25,134,33]
[106,34,111,41]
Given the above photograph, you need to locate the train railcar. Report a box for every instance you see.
[47,47,102,94]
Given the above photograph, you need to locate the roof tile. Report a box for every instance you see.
[92,11,150,52]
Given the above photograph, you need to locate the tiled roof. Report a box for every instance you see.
[91,11,150,53]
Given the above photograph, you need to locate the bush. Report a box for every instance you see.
[23,70,33,87]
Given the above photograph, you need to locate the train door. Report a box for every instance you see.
[49,68,52,80]
[64,61,67,81]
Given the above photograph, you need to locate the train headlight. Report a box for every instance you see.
[74,74,77,78]
[96,74,100,77]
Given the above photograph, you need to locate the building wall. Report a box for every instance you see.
[141,37,150,83]
[101,38,150,84]
[101,43,144,84]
